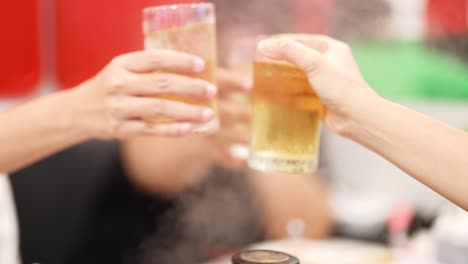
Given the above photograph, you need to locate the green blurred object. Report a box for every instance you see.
[352,41,468,100]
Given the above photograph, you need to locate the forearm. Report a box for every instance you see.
[348,95,468,209]
[0,89,88,173]
[248,171,333,239]
[122,136,215,195]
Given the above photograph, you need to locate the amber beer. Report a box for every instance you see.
[143,3,219,132]
[249,61,322,174]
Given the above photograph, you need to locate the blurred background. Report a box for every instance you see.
[0,0,467,263]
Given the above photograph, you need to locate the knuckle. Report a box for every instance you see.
[143,124,164,136]
[110,54,126,67]
[150,99,167,115]
[106,118,122,137]
[110,56,121,66]
[154,74,172,91]
[107,74,128,93]
[303,56,325,76]
[104,97,121,117]
[159,126,172,136]
[147,50,164,68]
[277,38,292,50]
[139,122,153,136]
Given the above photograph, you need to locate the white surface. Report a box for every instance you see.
[323,100,468,234]
[0,101,24,264]
[251,239,395,264]
[387,0,427,40]
[433,204,468,245]
[0,175,20,264]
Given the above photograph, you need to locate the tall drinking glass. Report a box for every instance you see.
[248,40,323,174]
[143,3,219,133]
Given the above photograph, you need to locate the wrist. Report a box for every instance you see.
[59,85,96,141]
[345,91,389,141]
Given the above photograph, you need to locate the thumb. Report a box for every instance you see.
[257,38,324,77]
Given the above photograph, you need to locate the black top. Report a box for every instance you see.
[141,166,263,264]
[11,141,263,264]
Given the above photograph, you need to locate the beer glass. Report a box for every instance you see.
[248,40,322,174]
[143,3,219,133]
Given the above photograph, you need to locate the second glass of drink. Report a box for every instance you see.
[249,38,323,174]
[143,3,219,133]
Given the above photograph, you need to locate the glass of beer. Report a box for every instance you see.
[248,39,323,174]
[143,3,219,133]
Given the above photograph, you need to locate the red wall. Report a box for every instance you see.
[0,0,40,98]
[55,0,197,89]
[427,0,468,37]
[13,0,461,97]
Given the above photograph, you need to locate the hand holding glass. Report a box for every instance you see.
[249,43,323,174]
[143,3,219,133]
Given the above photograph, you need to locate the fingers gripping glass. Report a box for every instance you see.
[143,3,219,133]
[248,37,323,174]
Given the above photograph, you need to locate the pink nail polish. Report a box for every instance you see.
[258,39,279,58]
[193,58,205,72]
[202,109,214,121]
[258,40,271,53]
[242,80,253,91]
[179,123,192,133]
[206,84,217,97]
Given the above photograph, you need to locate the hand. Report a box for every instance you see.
[257,35,378,137]
[70,49,217,140]
[119,68,250,195]
[208,69,252,169]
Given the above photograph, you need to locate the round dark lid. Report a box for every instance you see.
[232,250,299,264]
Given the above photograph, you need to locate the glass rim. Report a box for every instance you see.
[143,2,214,15]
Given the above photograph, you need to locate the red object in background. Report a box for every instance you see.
[292,0,334,33]
[427,0,468,37]
[387,203,414,249]
[387,203,414,235]
[56,0,197,89]
[0,0,40,98]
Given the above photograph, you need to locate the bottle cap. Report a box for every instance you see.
[232,250,299,264]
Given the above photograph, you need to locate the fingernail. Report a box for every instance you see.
[193,58,205,72]
[202,108,214,121]
[258,39,273,53]
[179,123,192,133]
[242,80,253,91]
[206,84,217,97]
